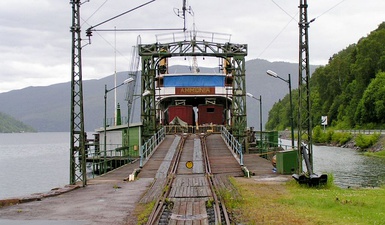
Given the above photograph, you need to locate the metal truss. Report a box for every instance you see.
[298,0,312,173]
[231,56,247,147]
[139,38,248,146]
[70,0,86,186]
[140,56,157,142]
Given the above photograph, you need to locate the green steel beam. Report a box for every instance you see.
[138,39,248,147]
[69,0,86,186]
[141,56,157,142]
[231,55,247,149]
[298,0,312,173]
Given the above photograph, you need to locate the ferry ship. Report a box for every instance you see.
[155,64,233,132]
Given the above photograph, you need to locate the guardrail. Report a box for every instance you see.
[220,126,243,166]
[337,129,384,134]
[164,125,223,134]
[140,127,166,168]
[85,143,140,178]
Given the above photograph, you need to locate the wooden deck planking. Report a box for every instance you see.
[170,175,211,198]
[139,178,167,204]
[156,135,181,179]
[143,134,243,223]
[206,134,244,176]
[170,199,208,225]
[177,136,195,175]
[138,135,178,178]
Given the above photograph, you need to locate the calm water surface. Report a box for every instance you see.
[313,145,385,188]
[280,138,385,188]
[0,132,69,199]
[1,133,385,199]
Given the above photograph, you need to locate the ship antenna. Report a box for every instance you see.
[191,23,200,73]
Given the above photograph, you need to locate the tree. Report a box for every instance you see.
[356,72,385,125]
[266,22,385,130]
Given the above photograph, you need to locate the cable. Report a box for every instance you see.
[81,17,131,63]
[257,0,298,58]
[95,31,131,62]
[270,0,297,22]
[81,0,110,27]
[260,0,348,59]
[92,28,183,32]
[314,0,348,20]
[258,16,297,59]
[89,0,156,30]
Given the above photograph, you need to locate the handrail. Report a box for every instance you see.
[220,126,243,166]
[140,127,166,167]
[337,129,383,134]
[86,142,140,178]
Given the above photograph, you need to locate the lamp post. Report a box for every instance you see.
[266,70,294,149]
[104,78,134,174]
[246,93,263,149]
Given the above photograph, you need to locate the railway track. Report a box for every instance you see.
[145,133,239,225]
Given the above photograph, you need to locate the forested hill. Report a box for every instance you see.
[266,22,385,130]
[0,112,36,133]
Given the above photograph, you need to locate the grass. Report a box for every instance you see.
[355,133,381,149]
[365,150,385,158]
[222,176,385,224]
[132,200,155,225]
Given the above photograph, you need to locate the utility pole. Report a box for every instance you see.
[298,0,313,173]
[70,0,86,186]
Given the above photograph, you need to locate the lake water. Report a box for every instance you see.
[0,132,69,199]
[1,133,385,199]
[313,145,385,188]
[279,139,385,188]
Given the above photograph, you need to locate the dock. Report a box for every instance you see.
[0,134,289,225]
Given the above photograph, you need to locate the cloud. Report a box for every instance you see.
[0,0,385,93]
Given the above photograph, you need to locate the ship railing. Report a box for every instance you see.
[156,30,232,44]
[220,126,243,166]
[140,126,166,168]
[164,125,222,134]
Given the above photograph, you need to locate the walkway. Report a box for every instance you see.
[0,134,289,225]
[0,160,150,225]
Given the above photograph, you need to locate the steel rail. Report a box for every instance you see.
[146,134,187,225]
[201,134,231,225]
[146,133,231,224]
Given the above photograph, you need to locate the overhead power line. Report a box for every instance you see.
[314,0,348,20]
[271,0,297,22]
[87,0,156,31]
[81,0,109,27]
[259,0,348,59]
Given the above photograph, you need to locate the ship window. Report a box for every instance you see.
[207,108,215,113]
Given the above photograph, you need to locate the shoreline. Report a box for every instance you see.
[279,130,385,153]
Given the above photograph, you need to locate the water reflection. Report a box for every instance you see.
[279,139,385,188]
[313,145,385,188]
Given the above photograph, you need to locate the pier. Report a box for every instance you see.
[0,133,289,225]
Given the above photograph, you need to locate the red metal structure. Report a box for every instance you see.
[198,104,224,125]
[167,105,194,125]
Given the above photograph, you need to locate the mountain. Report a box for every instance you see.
[0,59,318,132]
[0,111,36,133]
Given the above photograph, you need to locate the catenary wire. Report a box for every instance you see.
[259,0,348,59]
[81,0,110,27]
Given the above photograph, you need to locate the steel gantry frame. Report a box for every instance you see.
[298,0,312,173]
[138,38,248,146]
[70,0,86,186]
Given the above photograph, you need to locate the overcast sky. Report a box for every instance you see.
[1,0,384,93]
